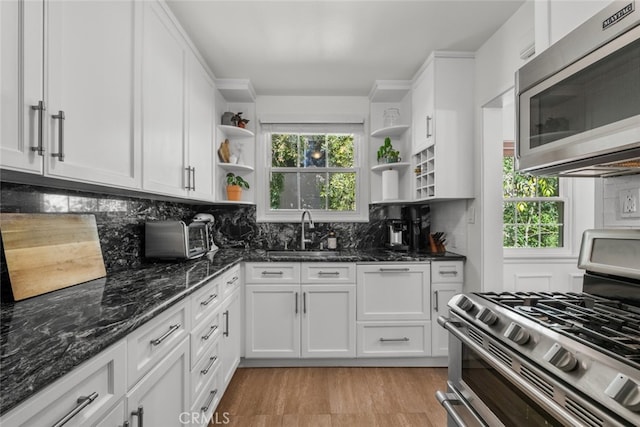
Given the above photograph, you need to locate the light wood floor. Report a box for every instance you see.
[211,367,448,427]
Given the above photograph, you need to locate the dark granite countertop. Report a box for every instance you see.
[0,247,464,415]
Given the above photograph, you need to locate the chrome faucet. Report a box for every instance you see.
[300,210,315,250]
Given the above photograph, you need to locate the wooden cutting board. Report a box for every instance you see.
[0,213,106,301]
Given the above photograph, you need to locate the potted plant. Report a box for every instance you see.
[377,137,400,163]
[226,173,250,201]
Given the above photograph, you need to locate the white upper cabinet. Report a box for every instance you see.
[412,52,475,201]
[141,1,187,197]
[1,0,141,189]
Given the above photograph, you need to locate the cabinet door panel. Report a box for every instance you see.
[46,0,140,188]
[357,264,431,321]
[245,285,299,358]
[0,0,44,174]
[301,285,355,358]
[357,321,430,357]
[220,289,241,387]
[141,1,186,196]
[431,284,462,357]
[126,338,189,427]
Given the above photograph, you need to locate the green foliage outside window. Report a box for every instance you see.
[269,133,356,211]
[503,156,563,248]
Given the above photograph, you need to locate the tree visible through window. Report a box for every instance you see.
[503,141,564,248]
[269,132,357,211]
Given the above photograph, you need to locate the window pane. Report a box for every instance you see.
[328,135,355,167]
[301,134,326,168]
[271,134,299,167]
[270,172,298,209]
[326,172,356,211]
[300,172,327,209]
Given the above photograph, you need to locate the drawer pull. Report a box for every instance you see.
[439,270,458,276]
[295,292,299,314]
[201,356,218,375]
[318,271,340,276]
[200,293,218,306]
[202,325,219,341]
[223,310,230,337]
[434,290,439,311]
[261,271,284,276]
[201,389,218,412]
[131,406,144,427]
[52,392,99,427]
[379,268,410,272]
[303,292,307,314]
[227,276,239,284]
[379,337,410,342]
[150,324,180,346]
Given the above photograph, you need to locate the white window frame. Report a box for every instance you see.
[256,121,368,223]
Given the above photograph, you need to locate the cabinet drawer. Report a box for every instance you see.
[221,265,241,297]
[301,263,355,283]
[190,365,222,427]
[127,302,190,389]
[191,339,221,403]
[191,309,221,368]
[357,321,431,357]
[191,277,222,327]
[245,263,300,284]
[431,261,464,283]
[1,341,126,427]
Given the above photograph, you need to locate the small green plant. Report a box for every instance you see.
[377,137,400,163]
[226,173,250,189]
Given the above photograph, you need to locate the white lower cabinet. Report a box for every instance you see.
[431,261,464,357]
[126,337,190,427]
[0,340,127,427]
[244,262,356,359]
[356,263,431,357]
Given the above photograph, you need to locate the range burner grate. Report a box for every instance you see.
[477,291,640,366]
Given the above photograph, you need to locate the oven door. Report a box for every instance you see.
[436,314,620,427]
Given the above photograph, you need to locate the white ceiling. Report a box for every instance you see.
[166,0,525,97]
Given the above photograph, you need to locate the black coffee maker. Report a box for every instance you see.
[404,205,429,252]
[384,206,408,251]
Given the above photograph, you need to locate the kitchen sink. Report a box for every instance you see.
[267,250,341,258]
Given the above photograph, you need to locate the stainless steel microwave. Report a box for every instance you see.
[516,1,640,177]
[145,221,210,260]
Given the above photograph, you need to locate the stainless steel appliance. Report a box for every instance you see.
[145,215,214,260]
[516,1,640,177]
[437,229,640,426]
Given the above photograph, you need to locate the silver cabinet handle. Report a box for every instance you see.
[184,167,192,190]
[52,392,98,427]
[378,268,410,272]
[434,290,439,312]
[150,324,180,346]
[261,271,284,276]
[201,389,218,412]
[200,356,218,375]
[318,271,340,276]
[31,100,46,155]
[223,310,229,337]
[439,270,458,276]
[295,292,298,314]
[426,115,432,138]
[131,406,144,427]
[303,292,307,314]
[120,422,130,427]
[227,276,239,285]
[200,293,218,306]
[51,110,65,161]
[379,337,410,342]
[191,166,196,191]
[201,324,218,341]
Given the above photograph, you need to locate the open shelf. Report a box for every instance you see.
[370,125,410,138]
[218,125,254,138]
[218,163,254,173]
[371,161,411,173]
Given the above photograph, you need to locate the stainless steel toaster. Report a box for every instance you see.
[145,221,209,259]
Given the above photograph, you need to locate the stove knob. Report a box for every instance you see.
[504,322,530,345]
[543,343,578,372]
[605,374,640,411]
[476,307,498,325]
[456,295,474,312]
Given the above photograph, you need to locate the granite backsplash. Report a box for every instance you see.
[0,183,430,276]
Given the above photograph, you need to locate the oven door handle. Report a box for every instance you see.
[436,390,490,427]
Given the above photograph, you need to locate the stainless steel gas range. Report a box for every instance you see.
[437,229,640,427]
